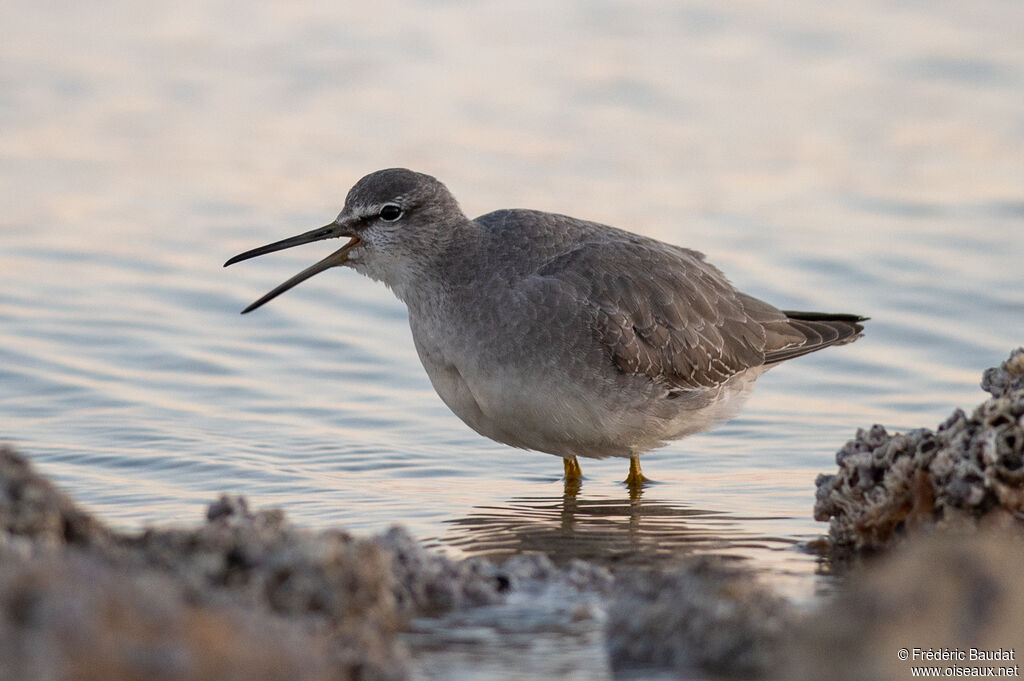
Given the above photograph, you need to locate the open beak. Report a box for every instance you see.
[224,223,361,314]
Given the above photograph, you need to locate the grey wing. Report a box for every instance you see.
[533,240,795,392]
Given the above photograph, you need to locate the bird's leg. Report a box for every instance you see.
[624,453,650,494]
[563,456,583,498]
[563,456,583,481]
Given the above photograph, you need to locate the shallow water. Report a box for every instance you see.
[2,0,1023,677]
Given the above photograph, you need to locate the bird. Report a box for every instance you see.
[225,168,865,491]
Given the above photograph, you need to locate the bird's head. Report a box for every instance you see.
[225,168,465,312]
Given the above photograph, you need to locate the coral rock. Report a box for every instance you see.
[815,349,1024,550]
[788,529,1024,681]
[606,557,791,677]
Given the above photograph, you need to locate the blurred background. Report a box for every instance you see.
[1,0,1022,604]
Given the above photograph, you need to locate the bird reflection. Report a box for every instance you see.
[438,482,782,569]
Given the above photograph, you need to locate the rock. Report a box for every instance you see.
[122,495,409,678]
[605,557,792,678]
[787,529,1024,681]
[981,347,1024,398]
[815,349,1024,551]
[0,451,616,680]
[0,446,110,549]
[0,547,356,681]
[0,453,413,680]
[377,525,506,616]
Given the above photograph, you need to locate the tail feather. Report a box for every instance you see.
[763,311,867,364]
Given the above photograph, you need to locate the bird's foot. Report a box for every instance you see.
[563,456,583,498]
[624,454,651,500]
[563,456,583,481]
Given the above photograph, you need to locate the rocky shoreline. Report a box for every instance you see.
[2,349,1022,680]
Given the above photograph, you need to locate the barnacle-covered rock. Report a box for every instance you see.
[0,548,355,681]
[788,529,1024,681]
[815,349,1024,550]
[981,346,1024,398]
[0,447,110,550]
[0,448,516,681]
[606,557,792,678]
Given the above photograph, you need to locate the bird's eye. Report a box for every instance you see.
[379,204,403,222]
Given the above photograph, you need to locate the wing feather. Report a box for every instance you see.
[532,239,771,392]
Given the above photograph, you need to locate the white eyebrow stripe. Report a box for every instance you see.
[359,198,404,217]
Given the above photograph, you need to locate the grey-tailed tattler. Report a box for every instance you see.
[225,168,865,490]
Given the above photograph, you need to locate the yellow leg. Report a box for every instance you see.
[563,456,582,498]
[624,453,650,489]
[563,456,583,481]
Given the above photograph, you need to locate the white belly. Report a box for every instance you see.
[409,315,764,460]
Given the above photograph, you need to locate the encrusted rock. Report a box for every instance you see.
[981,347,1024,398]
[124,495,406,657]
[606,557,792,678]
[0,453,413,681]
[0,446,110,549]
[0,452,504,680]
[377,525,506,615]
[788,529,1024,681]
[0,547,355,681]
[815,349,1024,550]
